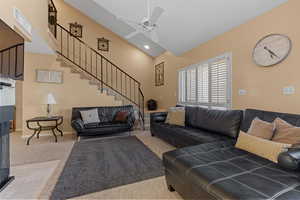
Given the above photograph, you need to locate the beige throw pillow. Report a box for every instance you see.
[236,131,291,163]
[166,107,185,126]
[247,117,274,140]
[272,118,300,145]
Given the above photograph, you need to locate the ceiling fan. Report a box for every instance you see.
[118,0,165,43]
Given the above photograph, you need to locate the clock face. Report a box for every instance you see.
[253,34,292,67]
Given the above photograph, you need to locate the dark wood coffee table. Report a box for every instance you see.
[26,116,63,145]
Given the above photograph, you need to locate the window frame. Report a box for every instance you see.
[177,52,232,110]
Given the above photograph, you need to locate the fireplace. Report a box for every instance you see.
[0,106,14,191]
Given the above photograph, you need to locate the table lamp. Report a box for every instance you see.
[45,93,57,117]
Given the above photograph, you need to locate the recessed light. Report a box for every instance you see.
[144,45,150,50]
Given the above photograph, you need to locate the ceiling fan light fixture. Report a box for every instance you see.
[144,45,150,50]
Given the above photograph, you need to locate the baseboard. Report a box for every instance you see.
[21,131,74,139]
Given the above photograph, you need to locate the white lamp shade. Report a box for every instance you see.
[45,93,57,104]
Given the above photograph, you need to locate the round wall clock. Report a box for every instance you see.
[253,34,292,67]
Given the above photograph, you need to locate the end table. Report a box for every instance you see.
[26,116,63,145]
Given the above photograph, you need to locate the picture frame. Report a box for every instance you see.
[36,70,63,84]
[69,22,83,38]
[97,37,110,52]
[155,62,164,86]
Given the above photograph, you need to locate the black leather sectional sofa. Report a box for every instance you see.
[71,105,135,137]
[151,107,300,200]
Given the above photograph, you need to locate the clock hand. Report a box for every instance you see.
[264,46,280,59]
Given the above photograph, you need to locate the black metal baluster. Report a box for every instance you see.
[60,27,63,54]
[67,32,69,58]
[96,55,98,79]
[125,76,127,98]
[90,49,93,74]
[134,82,136,103]
[15,46,18,78]
[116,68,118,91]
[79,42,81,66]
[101,56,103,91]
[111,63,113,87]
[73,37,75,62]
[85,46,87,70]
[130,79,132,100]
[106,60,108,86]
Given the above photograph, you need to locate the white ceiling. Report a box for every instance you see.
[65,0,288,57]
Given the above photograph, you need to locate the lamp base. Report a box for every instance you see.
[47,104,51,118]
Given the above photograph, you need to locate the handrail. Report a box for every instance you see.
[48,0,144,128]
[0,43,24,53]
[56,51,140,107]
[56,24,141,86]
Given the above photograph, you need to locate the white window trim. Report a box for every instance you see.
[177,52,232,109]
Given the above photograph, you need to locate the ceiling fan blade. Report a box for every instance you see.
[125,31,140,39]
[150,7,165,24]
[150,30,159,43]
[117,16,140,25]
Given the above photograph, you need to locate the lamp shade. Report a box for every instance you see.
[45,93,57,105]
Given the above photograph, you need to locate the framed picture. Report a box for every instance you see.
[155,62,164,86]
[36,70,63,84]
[98,37,110,51]
[69,22,83,38]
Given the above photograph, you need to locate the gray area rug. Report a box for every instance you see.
[50,136,164,199]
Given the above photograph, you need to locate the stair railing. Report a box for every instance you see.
[48,0,144,127]
[52,23,145,126]
[0,43,24,80]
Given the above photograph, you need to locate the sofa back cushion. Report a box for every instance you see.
[241,109,300,133]
[72,105,134,123]
[185,106,243,138]
[80,109,100,124]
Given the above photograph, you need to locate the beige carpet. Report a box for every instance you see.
[0,160,60,199]
[7,131,182,199]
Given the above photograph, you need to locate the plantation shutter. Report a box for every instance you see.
[178,53,231,109]
[197,63,209,104]
[186,67,197,102]
[178,70,186,102]
[210,58,229,109]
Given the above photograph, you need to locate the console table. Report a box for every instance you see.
[26,116,63,145]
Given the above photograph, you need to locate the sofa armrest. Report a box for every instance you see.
[278,148,300,171]
[127,112,135,127]
[71,119,85,132]
[150,112,168,124]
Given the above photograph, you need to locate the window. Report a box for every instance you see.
[178,53,232,109]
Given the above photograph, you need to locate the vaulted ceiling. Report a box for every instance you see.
[65,0,288,57]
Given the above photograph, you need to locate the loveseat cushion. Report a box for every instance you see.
[152,122,230,148]
[185,107,243,138]
[163,141,300,200]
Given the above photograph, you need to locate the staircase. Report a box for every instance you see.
[48,0,145,128]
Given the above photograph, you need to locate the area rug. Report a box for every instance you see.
[50,136,164,199]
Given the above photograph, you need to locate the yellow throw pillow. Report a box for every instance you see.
[166,108,185,126]
[272,118,300,145]
[247,117,275,140]
[236,131,291,163]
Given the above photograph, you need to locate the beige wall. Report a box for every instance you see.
[22,53,122,136]
[54,0,154,102]
[154,0,300,114]
[0,0,49,42]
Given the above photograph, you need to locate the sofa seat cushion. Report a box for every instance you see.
[84,122,129,129]
[84,122,100,129]
[163,141,300,200]
[152,123,231,147]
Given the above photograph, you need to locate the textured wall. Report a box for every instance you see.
[154,0,300,114]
